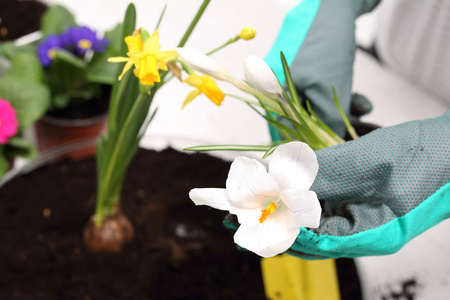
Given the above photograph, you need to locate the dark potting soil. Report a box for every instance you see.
[0,147,361,299]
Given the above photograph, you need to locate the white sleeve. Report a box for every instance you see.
[375,0,450,104]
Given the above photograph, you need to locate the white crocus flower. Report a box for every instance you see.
[244,55,285,102]
[189,141,321,258]
[176,47,234,82]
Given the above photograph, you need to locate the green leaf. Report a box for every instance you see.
[52,93,70,108]
[106,2,137,137]
[155,4,168,30]
[6,52,44,84]
[177,0,211,47]
[184,144,273,152]
[0,77,50,131]
[53,49,86,69]
[262,145,280,159]
[87,24,123,85]
[120,3,137,55]
[280,51,304,112]
[305,100,344,144]
[4,136,38,159]
[331,86,359,140]
[0,147,8,178]
[140,28,150,43]
[40,5,77,36]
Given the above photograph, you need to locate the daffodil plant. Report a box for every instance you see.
[83,0,256,252]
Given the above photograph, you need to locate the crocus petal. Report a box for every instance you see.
[244,55,283,99]
[279,188,321,228]
[189,188,232,211]
[176,47,233,82]
[226,157,279,208]
[234,219,299,258]
[269,142,318,191]
[229,205,263,225]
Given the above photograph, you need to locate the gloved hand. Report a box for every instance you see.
[265,0,380,138]
[287,110,450,259]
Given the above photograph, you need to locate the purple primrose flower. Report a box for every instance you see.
[36,34,62,67]
[60,26,109,55]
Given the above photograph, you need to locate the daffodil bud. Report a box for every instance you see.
[244,55,283,100]
[176,47,233,82]
[239,27,256,40]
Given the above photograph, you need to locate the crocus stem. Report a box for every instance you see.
[177,0,211,47]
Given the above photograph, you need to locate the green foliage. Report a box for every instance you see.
[87,24,123,85]
[40,5,77,36]
[4,136,38,160]
[185,51,352,157]
[0,2,126,174]
[0,77,50,131]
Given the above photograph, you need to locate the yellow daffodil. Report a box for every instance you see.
[108,29,178,86]
[182,74,225,108]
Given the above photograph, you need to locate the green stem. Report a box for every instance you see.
[107,70,133,136]
[177,0,210,47]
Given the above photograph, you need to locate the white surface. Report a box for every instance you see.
[38,1,450,299]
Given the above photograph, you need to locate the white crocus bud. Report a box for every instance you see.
[244,55,284,101]
[176,47,233,82]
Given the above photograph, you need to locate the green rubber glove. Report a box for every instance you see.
[287,110,450,259]
[265,0,380,137]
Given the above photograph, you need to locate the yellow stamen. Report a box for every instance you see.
[48,49,56,60]
[77,39,92,50]
[259,202,277,224]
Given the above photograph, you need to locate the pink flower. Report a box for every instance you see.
[0,98,19,144]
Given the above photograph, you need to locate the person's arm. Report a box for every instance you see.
[265,0,381,138]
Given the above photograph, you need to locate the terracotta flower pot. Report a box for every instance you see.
[34,96,109,160]
[34,113,107,159]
